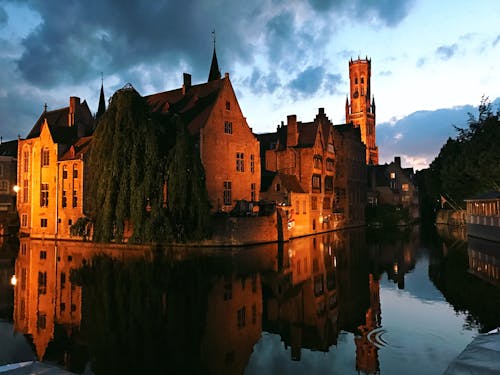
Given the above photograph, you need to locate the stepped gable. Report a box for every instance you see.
[145,78,224,135]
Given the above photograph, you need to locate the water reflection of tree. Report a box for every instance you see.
[72,253,215,374]
[428,238,500,333]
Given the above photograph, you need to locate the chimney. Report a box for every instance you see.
[318,107,325,115]
[394,156,401,167]
[68,96,80,126]
[182,73,191,94]
[287,115,298,147]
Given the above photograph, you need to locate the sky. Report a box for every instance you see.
[0,0,498,170]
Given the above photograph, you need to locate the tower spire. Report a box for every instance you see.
[96,73,106,121]
[208,29,221,82]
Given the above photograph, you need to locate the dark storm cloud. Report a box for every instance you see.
[289,66,325,96]
[15,0,260,88]
[435,44,458,60]
[307,0,416,27]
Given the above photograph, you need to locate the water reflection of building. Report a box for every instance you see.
[262,235,339,360]
[467,237,500,287]
[201,272,262,375]
[13,238,147,361]
[368,227,418,289]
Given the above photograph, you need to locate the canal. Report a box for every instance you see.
[0,225,499,374]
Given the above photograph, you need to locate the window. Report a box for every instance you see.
[311,196,318,210]
[223,181,232,206]
[327,142,334,154]
[251,183,256,201]
[295,201,300,215]
[68,219,72,226]
[62,166,68,179]
[37,313,47,329]
[60,303,66,312]
[402,183,409,192]
[312,174,321,192]
[21,268,26,290]
[303,200,306,214]
[38,272,47,294]
[250,154,255,173]
[0,165,3,177]
[275,183,281,192]
[252,304,257,324]
[0,180,7,192]
[23,180,28,203]
[224,121,233,134]
[61,272,66,289]
[72,190,78,207]
[325,176,333,192]
[23,151,29,173]
[41,148,50,167]
[225,100,231,110]
[361,77,364,84]
[237,306,246,328]
[40,183,49,207]
[355,77,358,84]
[323,197,331,210]
[326,158,334,171]
[41,218,48,227]
[390,172,396,179]
[21,214,28,227]
[40,250,47,260]
[73,165,78,179]
[313,155,322,169]
[236,152,244,172]
[62,190,67,208]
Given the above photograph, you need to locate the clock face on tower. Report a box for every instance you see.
[353,90,359,99]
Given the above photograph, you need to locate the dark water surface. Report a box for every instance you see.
[0,225,499,374]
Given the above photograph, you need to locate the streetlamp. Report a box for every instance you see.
[10,274,17,286]
[13,185,20,193]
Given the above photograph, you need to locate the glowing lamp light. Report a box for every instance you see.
[10,275,17,286]
[13,185,20,193]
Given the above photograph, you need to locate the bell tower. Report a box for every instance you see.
[345,57,378,165]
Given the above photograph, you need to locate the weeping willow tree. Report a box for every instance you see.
[87,84,211,243]
[88,84,169,242]
[166,116,211,241]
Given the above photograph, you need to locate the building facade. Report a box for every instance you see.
[17,97,95,239]
[345,58,378,165]
[258,108,366,237]
[146,51,261,213]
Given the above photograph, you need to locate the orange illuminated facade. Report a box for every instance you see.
[346,58,378,165]
[17,97,94,239]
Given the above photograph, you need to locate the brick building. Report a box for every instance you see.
[345,58,378,165]
[258,108,366,237]
[146,49,261,213]
[17,97,95,239]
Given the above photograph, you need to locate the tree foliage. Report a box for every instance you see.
[87,85,211,243]
[422,97,500,210]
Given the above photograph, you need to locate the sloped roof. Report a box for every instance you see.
[0,140,18,157]
[26,100,94,144]
[59,136,93,161]
[465,191,500,201]
[278,173,305,193]
[297,122,318,148]
[145,78,224,135]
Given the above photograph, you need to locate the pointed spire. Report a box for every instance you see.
[208,29,221,82]
[96,73,106,120]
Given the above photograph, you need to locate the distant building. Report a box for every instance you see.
[345,58,378,165]
[367,156,419,220]
[0,140,18,216]
[258,108,366,237]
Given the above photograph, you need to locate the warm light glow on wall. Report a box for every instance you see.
[10,275,17,286]
[13,185,20,193]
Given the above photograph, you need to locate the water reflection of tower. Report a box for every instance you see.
[355,273,381,375]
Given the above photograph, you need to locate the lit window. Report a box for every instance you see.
[223,181,232,206]
[402,183,409,192]
[41,148,50,167]
[390,172,396,179]
[236,153,244,172]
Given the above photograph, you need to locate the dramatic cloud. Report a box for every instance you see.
[435,44,458,60]
[289,66,325,96]
[493,34,500,47]
[307,0,416,27]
